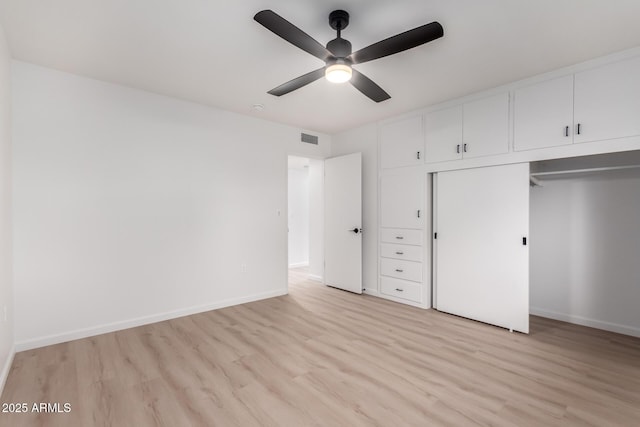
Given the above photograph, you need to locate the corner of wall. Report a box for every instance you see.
[0,20,15,395]
[0,344,15,394]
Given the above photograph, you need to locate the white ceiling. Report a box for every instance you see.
[1,1,640,135]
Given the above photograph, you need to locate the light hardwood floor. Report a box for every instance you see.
[1,268,639,426]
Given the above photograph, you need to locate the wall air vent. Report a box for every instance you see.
[301,133,319,145]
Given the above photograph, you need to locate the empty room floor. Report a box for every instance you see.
[1,269,639,426]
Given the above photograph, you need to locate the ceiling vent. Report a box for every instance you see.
[301,133,319,145]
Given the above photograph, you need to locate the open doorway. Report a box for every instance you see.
[288,156,324,287]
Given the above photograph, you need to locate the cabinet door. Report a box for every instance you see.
[574,56,640,144]
[435,163,529,333]
[380,172,424,229]
[463,92,510,158]
[424,105,463,163]
[379,116,424,169]
[514,75,574,151]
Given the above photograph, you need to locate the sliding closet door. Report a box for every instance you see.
[435,163,529,333]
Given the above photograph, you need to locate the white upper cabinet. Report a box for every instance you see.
[462,92,510,158]
[424,93,510,163]
[512,55,640,150]
[574,56,640,144]
[424,105,463,163]
[380,172,424,229]
[379,116,424,169]
[514,75,575,151]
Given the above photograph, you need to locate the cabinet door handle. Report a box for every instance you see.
[395,251,404,255]
[395,269,404,273]
[463,143,468,153]
[456,144,461,153]
[395,236,404,240]
[416,151,421,160]
[395,288,404,292]
[417,209,421,218]
[576,123,581,135]
[565,126,569,137]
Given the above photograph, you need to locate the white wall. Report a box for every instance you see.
[331,123,379,293]
[12,61,331,349]
[308,159,324,282]
[530,169,640,337]
[288,166,309,267]
[0,23,14,392]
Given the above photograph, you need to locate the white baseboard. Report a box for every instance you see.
[288,262,309,269]
[0,344,16,395]
[530,307,640,338]
[15,289,288,352]
[363,288,379,296]
[307,274,323,283]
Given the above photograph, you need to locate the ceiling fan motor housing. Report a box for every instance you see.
[326,38,352,57]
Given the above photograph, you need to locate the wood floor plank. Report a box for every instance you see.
[1,267,639,426]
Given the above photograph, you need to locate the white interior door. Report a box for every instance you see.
[435,163,529,333]
[324,153,362,294]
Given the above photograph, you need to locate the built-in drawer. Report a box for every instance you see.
[380,258,423,282]
[380,243,423,262]
[380,277,422,303]
[380,228,423,246]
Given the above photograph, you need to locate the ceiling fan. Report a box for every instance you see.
[254,9,444,102]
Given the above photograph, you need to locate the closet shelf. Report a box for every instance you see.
[530,164,640,182]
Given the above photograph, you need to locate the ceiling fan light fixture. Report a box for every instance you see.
[325,63,352,83]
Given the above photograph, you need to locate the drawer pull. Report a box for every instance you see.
[395,288,404,292]
[395,269,404,273]
[395,251,404,255]
[395,236,404,240]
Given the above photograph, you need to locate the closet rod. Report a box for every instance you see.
[530,164,640,178]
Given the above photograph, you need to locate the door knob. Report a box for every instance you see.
[348,227,362,234]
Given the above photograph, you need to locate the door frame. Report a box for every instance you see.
[286,154,326,292]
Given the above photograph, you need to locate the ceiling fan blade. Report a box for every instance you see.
[254,10,334,62]
[268,68,326,96]
[350,69,391,102]
[348,21,443,65]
